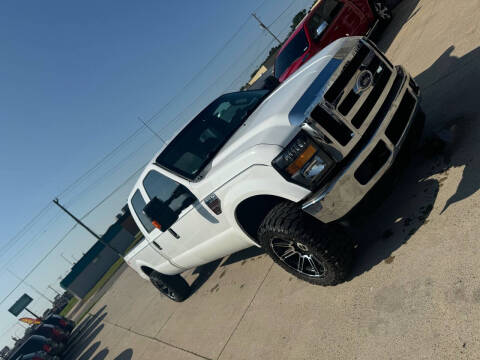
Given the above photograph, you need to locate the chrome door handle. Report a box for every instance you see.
[168,228,180,239]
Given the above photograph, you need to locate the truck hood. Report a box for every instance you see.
[208,37,359,174]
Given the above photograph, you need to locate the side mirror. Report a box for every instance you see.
[143,197,178,231]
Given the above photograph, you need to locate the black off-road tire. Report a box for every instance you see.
[149,272,190,302]
[258,202,353,286]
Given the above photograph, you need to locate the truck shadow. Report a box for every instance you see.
[349,44,480,279]
[189,258,222,295]
[189,246,265,294]
[221,246,265,267]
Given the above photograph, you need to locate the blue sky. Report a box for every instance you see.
[0,0,313,346]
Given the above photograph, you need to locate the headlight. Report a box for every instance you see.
[272,133,334,189]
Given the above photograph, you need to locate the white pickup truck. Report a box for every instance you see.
[125,37,424,301]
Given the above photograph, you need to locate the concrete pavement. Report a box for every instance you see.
[65,1,480,359]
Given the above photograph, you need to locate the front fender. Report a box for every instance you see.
[221,164,311,243]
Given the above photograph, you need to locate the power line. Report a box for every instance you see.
[0,211,63,269]
[6,269,54,304]
[79,160,149,222]
[62,1,298,207]
[0,0,303,304]
[63,133,159,208]
[54,0,298,211]
[54,0,270,202]
[0,203,53,256]
[61,16,277,207]
[0,222,78,306]
[268,0,299,27]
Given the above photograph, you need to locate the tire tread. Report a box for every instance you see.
[258,202,353,286]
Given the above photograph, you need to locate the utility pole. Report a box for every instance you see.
[252,13,282,45]
[53,199,124,258]
[6,270,54,304]
[60,253,74,266]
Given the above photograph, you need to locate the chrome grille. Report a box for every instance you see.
[307,40,395,159]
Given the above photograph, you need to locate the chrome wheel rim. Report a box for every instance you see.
[270,238,326,277]
[375,2,391,20]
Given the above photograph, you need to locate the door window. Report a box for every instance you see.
[131,190,155,233]
[143,170,196,222]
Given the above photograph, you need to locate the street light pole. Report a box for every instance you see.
[53,199,124,258]
[60,253,74,266]
[47,285,61,296]
[6,269,54,304]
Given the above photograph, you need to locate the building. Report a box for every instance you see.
[60,208,139,299]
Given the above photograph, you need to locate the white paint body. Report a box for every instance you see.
[125,38,359,279]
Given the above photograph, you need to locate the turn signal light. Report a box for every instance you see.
[285,144,316,175]
[152,221,162,230]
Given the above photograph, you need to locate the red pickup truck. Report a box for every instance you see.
[274,0,392,82]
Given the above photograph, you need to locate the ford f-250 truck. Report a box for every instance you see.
[125,36,424,302]
[275,0,392,82]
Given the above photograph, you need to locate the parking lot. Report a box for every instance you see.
[63,1,480,359]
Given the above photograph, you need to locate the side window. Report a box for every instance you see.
[131,190,155,233]
[308,0,343,40]
[318,0,343,23]
[143,171,196,217]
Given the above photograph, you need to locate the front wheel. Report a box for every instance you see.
[149,272,190,302]
[258,202,353,286]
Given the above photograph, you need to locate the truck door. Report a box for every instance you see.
[130,189,185,270]
[308,0,366,52]
[142,169,249,269]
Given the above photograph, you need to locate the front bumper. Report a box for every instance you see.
[302,67,422,223]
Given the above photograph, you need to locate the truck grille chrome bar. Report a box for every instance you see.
[308,39,396,160]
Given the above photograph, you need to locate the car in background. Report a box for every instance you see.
[7,336,64,360]
[274,0,392,82]
[42,314,75,333]
[25,324,69,344]
[14,351,59,360]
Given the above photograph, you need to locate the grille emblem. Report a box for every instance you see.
[354,70,374,94]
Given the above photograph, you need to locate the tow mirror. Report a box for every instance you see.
[143,197,178,231]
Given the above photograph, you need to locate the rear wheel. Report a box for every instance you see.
[258,202,353,286]
[149,272,190,302]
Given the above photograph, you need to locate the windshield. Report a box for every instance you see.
[156,90,269,180]
[275,28,309,78]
